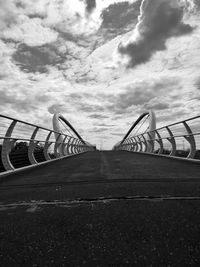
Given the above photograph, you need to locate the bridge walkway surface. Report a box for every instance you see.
[1,151,200,266]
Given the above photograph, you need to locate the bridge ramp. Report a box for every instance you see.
[1,151,200,266]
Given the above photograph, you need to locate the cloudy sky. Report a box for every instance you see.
[0,0,200,149]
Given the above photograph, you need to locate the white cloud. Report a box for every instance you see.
[2,17,58,46]
[0,0,19,31]
[0,0,200,149]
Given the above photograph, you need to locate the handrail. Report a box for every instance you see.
[113,112,200,160]
[0,114,95,173]
[139,115,200,135]
[125,132,200,143]
[0,114,73,138]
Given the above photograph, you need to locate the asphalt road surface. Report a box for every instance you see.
[1,151,200,266]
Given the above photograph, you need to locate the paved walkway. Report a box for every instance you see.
[1,151,200,266]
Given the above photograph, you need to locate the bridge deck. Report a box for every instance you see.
[1,151,200,266]
[1,150,200,201]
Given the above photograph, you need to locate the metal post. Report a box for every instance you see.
[1,120,17,171]
[155,130,164,154]
[54,133,62,158]
[182,121,196,158]
[141,134,148,152]
[28,127,39,165]
[166,126,176,156]
[44,131,53,161]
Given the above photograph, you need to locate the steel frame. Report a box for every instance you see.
[0,114,95,172]
[113,112,200,160]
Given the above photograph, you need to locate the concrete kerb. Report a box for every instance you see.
[0,152,88,183]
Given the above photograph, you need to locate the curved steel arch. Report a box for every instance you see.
[121,111,156,143]
[53,113,95,157]
[114,110,156,152]
[53,113,85,144]
[121,110,156,143]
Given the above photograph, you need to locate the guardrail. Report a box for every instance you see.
[0,114,95,173]
[113,115,200,160]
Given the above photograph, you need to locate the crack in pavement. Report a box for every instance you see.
[1,195,200,209]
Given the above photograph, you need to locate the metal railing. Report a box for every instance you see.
[0,114,95,173]
[113,115,200,160]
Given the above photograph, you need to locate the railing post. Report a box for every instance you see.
[78,140,82,153]
[166,126,176,156]
[74,139,79,154]
[129,139,135,151]
[132,137,138,152]
[70,139,75,154]
[125,139,129,151]
[61,135,68,156]
[62,136,70,156]
[44,131,53,161]
[28,127,39,165]
[141,134,148,152]
[147,132,154,153]
[127,139,132,151]
[124,140,127,150]
[76,139,81,153]
[137,136,143,152]
[66,137,73,155]
[182,121,196,159]
[1,120,17,171]
[155,130,164,154]
[54,133,62,158]
[71,139,76,154]
[126,139,130,151]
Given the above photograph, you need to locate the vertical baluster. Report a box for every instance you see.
[54,133,62,158]
[166,126,176,156]
[28,127,39,165]
[182,121,196,159]
[155,130,164,154]
[44,131,53,161]
[1,120,17,171]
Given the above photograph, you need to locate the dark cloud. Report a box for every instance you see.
[111,132,125,137]
[65,92,104,113]
[89,114,109,119]
[12,43,66,73]
[48,104,68,114]
[96,0,141,46]
[67,92,94,101]
[27,14,46,19]
[48,93,104,115]
[118,0,194,68]
[67,93,83,101]
[84,0,96,14]
[94,123,115,127]
[101,1,141,30]
[194,0,200,9]
[78,103,104,113]
[0,73,7,80]
[144,101,169,110]
[90,127,110,133]
[195,78,200,90]
[105,78,180,114]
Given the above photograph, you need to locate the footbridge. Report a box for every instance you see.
[1,111,200,266]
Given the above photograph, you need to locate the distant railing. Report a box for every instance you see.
[0,114,95,173]
[113,114,200,160]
